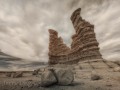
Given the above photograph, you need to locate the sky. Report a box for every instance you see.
[0,0,120,70]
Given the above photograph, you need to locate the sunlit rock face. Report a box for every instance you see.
[48,8,102,65]
[48,29,70,56]
[48,29,70,64]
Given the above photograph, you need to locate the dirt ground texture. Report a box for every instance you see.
[0,60,120,90]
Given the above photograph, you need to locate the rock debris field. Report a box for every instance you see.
[0,60,120,90]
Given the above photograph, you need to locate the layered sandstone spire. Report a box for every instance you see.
[48,8,102,65]
[70,8,102,61]
[48,29,70,64]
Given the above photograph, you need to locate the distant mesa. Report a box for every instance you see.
[48,8,102,65]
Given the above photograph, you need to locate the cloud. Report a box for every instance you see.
[0,0,120,70]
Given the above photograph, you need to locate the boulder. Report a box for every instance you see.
[41,69,57,87]
[12,72,23,78]
[113,67,120,72]
[55,69,74,85]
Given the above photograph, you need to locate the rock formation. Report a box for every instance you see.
[48,8,102,65]
[41,69,57,87]
[41,68,74,87]
[48,29,70,64]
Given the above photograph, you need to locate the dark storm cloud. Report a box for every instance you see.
[0,0,120,70]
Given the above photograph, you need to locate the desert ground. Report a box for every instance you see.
[0,59,120,90]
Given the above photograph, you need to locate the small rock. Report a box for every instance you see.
[91,71,101,80]
[32,69,40,75]
[55,69,74,85]
[106,84,112,87]
[12,71,23,78]
[113,67,120,72]
[27,80,33,81]
[41,69,57,87]
[91,74,100,80]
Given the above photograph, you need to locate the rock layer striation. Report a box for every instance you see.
[48,8,102,65]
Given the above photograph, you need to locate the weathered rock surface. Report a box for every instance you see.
[0,60,120,90]
[41,69,57,87]
[48,8,102,65]
[91,71,101,80]
[113,67,120,72]
[48,29,70,64]
[55,69,74,85]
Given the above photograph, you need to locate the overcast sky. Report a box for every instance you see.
[0,0,120,70]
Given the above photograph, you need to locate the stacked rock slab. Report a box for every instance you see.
[70,8,102,63]
[48,29,70,64]
[48,8,102,65]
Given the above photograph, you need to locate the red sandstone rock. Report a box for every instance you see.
[49,29,70,64]
[48,8,102,65]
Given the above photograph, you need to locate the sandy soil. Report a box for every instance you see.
[0,60,120,90]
